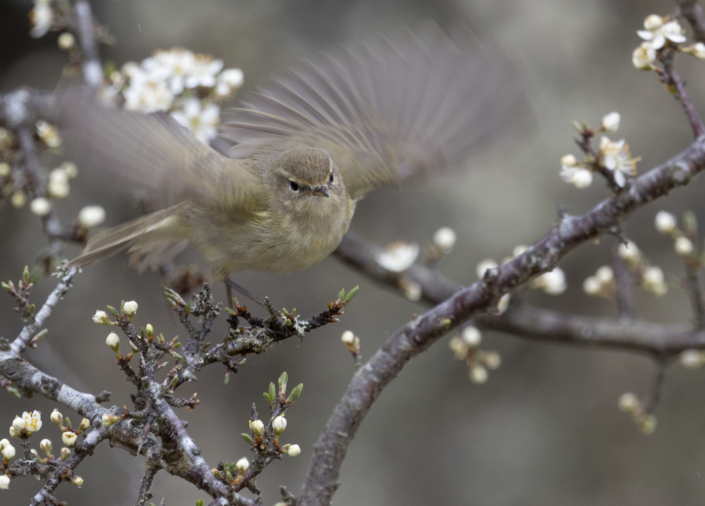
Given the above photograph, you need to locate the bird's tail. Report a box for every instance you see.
[67,205,188,270]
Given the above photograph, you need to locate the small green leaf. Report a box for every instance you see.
[224,373,230,385]
[269,382,276,402]
[241,433,254,444]
[106,305,119,317]
[336,287,345,301]
[278,372,288,391]
[343,285,359,303]
[287,383,303,403]
[197,500,204,506]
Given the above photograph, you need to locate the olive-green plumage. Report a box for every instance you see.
[64,23,517,278]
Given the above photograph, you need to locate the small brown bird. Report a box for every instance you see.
[64,23,517,279]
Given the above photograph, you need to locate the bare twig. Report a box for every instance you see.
[73,0,102,88]
[10,267,78,355]
[678,0,705,41]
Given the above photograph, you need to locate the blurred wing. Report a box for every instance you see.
[60,96,264,216]
[222,22,520,201]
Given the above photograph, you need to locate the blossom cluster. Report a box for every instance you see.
[448,327,501,384]
[560,112,639,189]
[102,48,244,143]
[583,241,667,298]
[632,14,705,71]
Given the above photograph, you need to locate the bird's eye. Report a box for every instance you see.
[329,172,334,184]
[289,180,300,192]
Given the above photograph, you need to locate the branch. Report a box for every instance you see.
[678,0,705,41]
[73,0,102,88]
[300,129,705,505]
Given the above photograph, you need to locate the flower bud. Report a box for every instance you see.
[72,476,84,487]
[102,413,120,427]
[0,439,8,451]
[617,241,640,264]
[0,475,9,490]
[286,444,301,457]
[236,457,249,474]
[690,42,705,59]
[10,192,25,208]
[57,32,75,50]
[433,227,457,251]
[62,431,77,447]
[60,447,71,460]
[675,236,694,256]
[560,154,578,167]
[654,211,677,234]
[29,198,51,217]
[601,112,620,132]
[78,206,105,228]
[123,301,138,316]
[618,392,640,413]
[50,409,63,426]
[92,311,110,325]
[461,327,481,347]
[1,444,15,460]
[341,331,355,346]
[476,259,498,279]
[680,350,705,369]
[40,439,52,454]
[12,417,25,433]
[79,418,90,431]
[250,419,265,437]
[106,332,120,353]
[272,416,287,436]
[469,364,488,384]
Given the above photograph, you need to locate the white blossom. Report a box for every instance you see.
[78,206,106,228]
[0,475,9,490]
[599,137,637,187]
[375,241,419,272]
[50,410,63,426]
[632,43,657,70]
[637,16,686,50]
[48,168,70,199]
[11,417,25,433]
[170,99,220,143]
[142,48,196,95]
[654,211,677,234]
[62,431,77,447]
[216,68,244,96]
[22,411,42,433]
[30,3,53,38]
[184,56,224,89]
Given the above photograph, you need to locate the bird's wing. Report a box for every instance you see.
[60,98,264,217]
[222,22,520,201]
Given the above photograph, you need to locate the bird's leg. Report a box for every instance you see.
[224,278,287,323]
[225,278,267,309]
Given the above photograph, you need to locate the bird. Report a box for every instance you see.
[63,22,518,281]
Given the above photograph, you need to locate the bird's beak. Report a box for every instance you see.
[312,185,330,198]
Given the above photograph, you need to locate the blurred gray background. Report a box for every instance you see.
[3,0,705,504]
